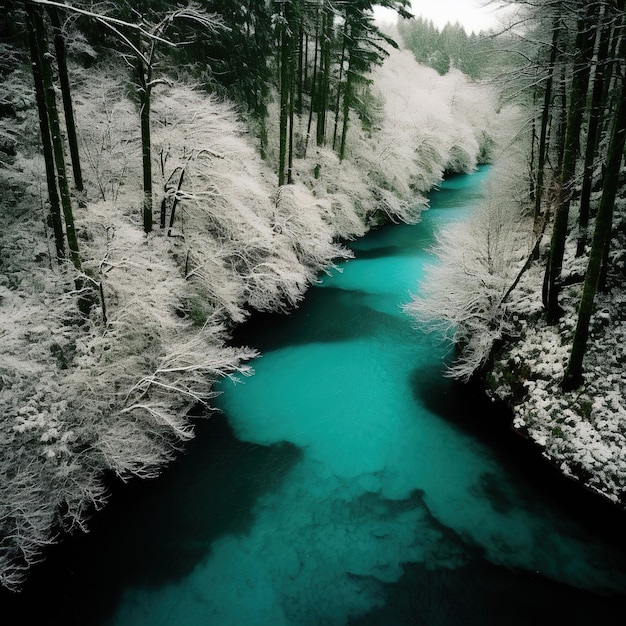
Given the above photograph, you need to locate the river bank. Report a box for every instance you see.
[4,169,626,625]
[0,46,497,589]
[484,195,626,507]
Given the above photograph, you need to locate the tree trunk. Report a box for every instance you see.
[534,16,560,224]
[562,50,626,390]
[136,57,153,233]
[529,94,536,204]
[599,18,620,140]
[47,6,84,202]
[339,53,352,162]
[316,5,331,147]
[277,2,290,186]
[304,8,320,158]
[576,7,612,257]
[33,6,81,269]
[25,3,65,263]
[287,33,295,185]
[332,20,347,152]
[296,12,304,115]
[544,3,596,324]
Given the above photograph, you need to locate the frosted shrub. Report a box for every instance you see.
[263,46,497,230]
[0,41,498,589]
[273,183,350,271]
[353,50,494,200]
[405,150,534,381]
[73,66,139,204]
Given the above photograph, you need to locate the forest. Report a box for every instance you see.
[0,0,499,590]
[406,0,626,507]
[1,0,625,596]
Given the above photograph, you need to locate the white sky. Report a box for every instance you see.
[374,1,510,34]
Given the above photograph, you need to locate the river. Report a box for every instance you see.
[4,167,626,625]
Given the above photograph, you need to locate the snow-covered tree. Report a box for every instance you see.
[404,144,533,381]
[0,13,497,588]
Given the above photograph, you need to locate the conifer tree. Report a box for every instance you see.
[25,1,81,269]
[562,13,626,389]
[543,2,597,323]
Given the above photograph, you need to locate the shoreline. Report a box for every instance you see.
[456,375,626,541]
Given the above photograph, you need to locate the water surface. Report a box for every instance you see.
[4,167,626,625]
[106,167,626,624]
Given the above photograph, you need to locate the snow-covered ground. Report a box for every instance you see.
[0,49,496,589]
[489,194,626,505]
[407,110,626,505]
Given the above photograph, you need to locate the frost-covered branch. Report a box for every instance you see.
[404,144,534,381]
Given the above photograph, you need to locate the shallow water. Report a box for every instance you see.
[5,167,626,625]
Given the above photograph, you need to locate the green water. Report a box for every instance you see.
[101,167,626,625]
[5,167,626,625]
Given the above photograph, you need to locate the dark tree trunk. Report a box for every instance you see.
[562,45,626,390]
[577,8,612,257]
[25,3,65,263]
[534,16,560,224]
[33,5,81,269]
[339,54,352,162]
[544,3,597,324]
[296,12,304,115]
[304,7,320,158]
[332,20,347,152]
[136,57,153,233]
[316,6,331,147]
[277,2,290,186]
[47,6,84,202]
[554,63,568,174]
[287,35,295,185]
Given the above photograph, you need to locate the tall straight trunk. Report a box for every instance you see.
[554,64,568,173]
[529,93,537,203]
[33,6,81,270]
[338,73,351,162]
[47,6,84,200]
[534,16,560,224]
[598,191,615,293]
[303,30,308,93]
[136,57,153,233]
[562,49,626,390]
[278,2,290,186]
[316,6,331,147]
[25,4,65,262]
[544,4,597,323]
[287,17,295,184]
[339,53,352,162]
[315,9,326,146]
[577,9,612,257]
[332,21,347,152]
[304,10,320,158]
[599,19,621,140]
[296,13,304,115]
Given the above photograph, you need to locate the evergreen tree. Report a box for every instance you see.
[25,1,81,269]
[562,13,626,389]
[543,2,597,323]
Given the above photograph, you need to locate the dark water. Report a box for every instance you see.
[3,167,626,625]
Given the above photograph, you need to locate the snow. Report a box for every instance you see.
[410,108,626,504]
[404,106,535,380]
[0,45,496,589]
[491,242,626,504]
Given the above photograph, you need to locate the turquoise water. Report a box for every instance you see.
[5,167,626,625]
[101,167,626,625]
